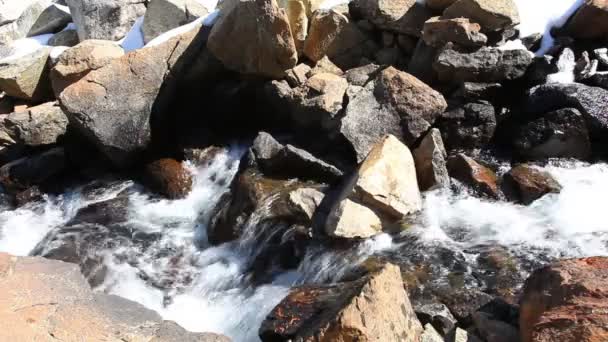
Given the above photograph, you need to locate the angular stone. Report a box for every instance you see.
[142,0,208,44]
[416,303,457,336]
[421,324,444,342]
[423,17,487,48]
[473,312,519,342]
[502,164,562,205]
[307,55,343,77]
[350,0,433,37]
[0,47,52,101]
[413,128,450,191]
[285,63,311,87]
[288,187,324,221]
[0,0,53,44]
[208,0,297,78]
[27,3,72,36]
[443,0,520,32]
[344,63,380,86]
[48,28,79,47]
[281,0,308,54]
[66,0,146,41]
[2,101,68,147]
[447,153,499,198]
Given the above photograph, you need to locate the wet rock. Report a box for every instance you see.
[251,132,343,182]
[48,28,79,47]
[143,158,193,199]
[260,263,423,341]
[437,101,496,151]
[67,196,130,226]
[326,135,421,238]
[27,3,72,37]
[66,0,146,41]
[0,147,66,193]
[350,0,433,37]
[2,101,68,147]
[511,108,591,161]
[416,303,457,336]
[473,311,520,342]
[288,187,324,222]
[520,257,608,342]
[0,0,53,44]
[434,46,533,83]
[413,128,450,191]
[14,185,43,206]
[142,0,208,44]
[422,17,487,48]
[439,288,494,325]
[304,9,375,69]
[307,56,344,77]
[208,0,297,78]
[50,40,125,96]
[285,63,311,87]
[524,83,608,140]
[566,0,608,40]
[0,47,52,101]
[443,0,520,32]
[447,153,499,198]
[0,253,229,341]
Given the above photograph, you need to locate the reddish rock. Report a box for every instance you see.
[502,164,562,205]
[520,257,608,342]
[447,153,499,198]
[144,158,193,199]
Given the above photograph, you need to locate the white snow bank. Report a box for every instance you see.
[120,17,145,52]
[319,0,350,10]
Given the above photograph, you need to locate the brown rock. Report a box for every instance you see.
[422,17,487,48]
[447,153,500,198]
[260,263,423,341]
[307,55,344,77]
[567,0,608,40]
[502,164,562,205]
[443,0,520,32]
[285,63,312,87]
[413,128,450,191]
[0,47,52,101]
[282,0,309,54]
[520,257,608,342]
[208,0,297,78]
[144,158,193,199]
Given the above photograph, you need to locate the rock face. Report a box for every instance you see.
[436,101,496,150]
[303,9,374,69]
[422,17,487,48]
[142,0,208,43]
[434,46,533,83]
[0,253,229,342]
[0,47,52,101]
[144,158,193,199]
[326,135,421,239]
[208,0,297,78]
[66,0,146,41]
[50,40,125,96]
[502,164,562,205]
[2,101,68,147]
[260,263,423,341]
[413,128,450,191]
[443,0,520,32]
[511,108,592,161]
[567,0,608,40]
[447,153,499,198]
[520,257,608,342]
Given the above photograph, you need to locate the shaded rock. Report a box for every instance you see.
[2,101,68,147]
[326,135,421,238]
[0,147,66,193]
[439,288,494,325]
[307,55,343,77]
[511,108,591,160]
[566,0,608,40]
[451,82,502,103]
[413,128,450,191]
[416,303,457,336]
[66,0,146,41]
[0,47,52,101]
[447,153,499,198]
[521,33,543,51]
[375,46,402,65]
[350,0,433,37]
[589,71,608,89]
[292,73,348,129]
[304,9,375,69]
[344,63,380,86]
[473,311,520,342]
[434,45,533,83]
[407,39,438,84]
[208,0,297,78]
[260,263,423,341]
[0,253,229,341]
[143,158,193,199]
[502,164,561,205]
[520,257,608,342]
[50,40,124,96]
[0,0,53,44]
[425,0,458,11]
[422,17,487,48]
[285,63,311,87]
[142,0,208,44]
[436,101,496,150]
[48,28,79,47]
[14,185,43,206]
[27,3,72,36]
[443,0,520,32]
[595,48,608,68]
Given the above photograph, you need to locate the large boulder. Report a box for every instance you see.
[326,135,421,239]
[142,0,208,44]
[143,158,193,199]
[66,0,146,41]
[502,164,562,205]
[27,3,72,36]
[434,46,533,83]
[303,9,375,70]
[0,253,229,341]
[1,101,68,147]
[341,66,447,162]
[50,40,125,96]
[0,0,54,44]
[208,0,297,78]
[443,0,520,32]
[413,128,450,191]
[436,101,496,151]
[0,47,52,101]
[520,257,608,342]
[260,263,423,341]
[566,0,608,40]
[350,0,433,37]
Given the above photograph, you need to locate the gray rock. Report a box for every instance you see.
[416,303,457,336]
[413,128,450,191]
[2,101,68,147]
[0,47,52,101]
[436,101,496,150]
[48,28,79,46]
[0,0,42,26]
[0,0,52,44]
[450,328,483,342]
[421,324,444,342]
[472,311,520,342]
[27,3,71,36]
[344,63,380,86]
[142,0,208,44]
[66,0,146,41]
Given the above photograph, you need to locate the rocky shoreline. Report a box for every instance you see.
[1,0,608,341]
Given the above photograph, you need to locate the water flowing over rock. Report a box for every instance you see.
[566,0,608,40]
[208,0,297,78]
[502,164,562,205]
[447,153,499,198]
[0,253,229,341]
[326,135,421,239]
[413,128,450,191]
[443,0,520,32]
[1,101,68,147]
[422,17,488,48]
[142,0,209,44]
[0,47,52,101]
[66,0,146,41]
[520,257,608,342]
[260,263,423,341]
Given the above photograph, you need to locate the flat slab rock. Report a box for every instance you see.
[0,253,229,341]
